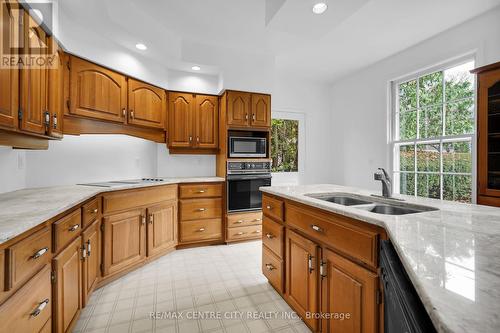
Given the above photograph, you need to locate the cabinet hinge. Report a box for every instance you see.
[18,108,23,120]
[51,270,56,284]
[100,223,104,232]
[319,260,326,278]
[66,99,70,110]
[376,290,383,305]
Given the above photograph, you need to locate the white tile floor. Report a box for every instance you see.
[74,241,311,333]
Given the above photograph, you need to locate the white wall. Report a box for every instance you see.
[0,148,26,193]
[330,7,500,191]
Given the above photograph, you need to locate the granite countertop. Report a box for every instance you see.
[261,184,500,333]
[0,177,224,245]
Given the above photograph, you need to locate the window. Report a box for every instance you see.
[271,118,299,172]
[392,60,475,203]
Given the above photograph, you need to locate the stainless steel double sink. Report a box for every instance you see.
[305,193,438,215]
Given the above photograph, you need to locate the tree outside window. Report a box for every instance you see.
[271,119,299,172]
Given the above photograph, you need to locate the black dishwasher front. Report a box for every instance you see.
[380,240,436,333]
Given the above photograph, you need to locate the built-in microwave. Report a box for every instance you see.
[229,136,267,158]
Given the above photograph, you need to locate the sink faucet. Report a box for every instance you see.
[374,168,392,198]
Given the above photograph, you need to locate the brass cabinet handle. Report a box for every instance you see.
[81,246,87,260]
[254,230,261,234]
[308,254,314,273]
[252,218,262,222]
[122,108,126,117]
[86,240,91,257]
[252,114,256,121]
[265,264,275,271]
[69,224,80,232]
[53,113,58,129]
[32,247,49,260]
[31,299,49,317]
[245,114,249,120]
[198,228,205,232]
[235,220,244,224]
[91,208,98,214]
[266,233,274,239]
[189,136,193,143]
[236,232,245,235]
[196,189,206,193]
[311,225,323,233]
[149,214,154,224]
[141,215,146,225]
[197,208,206,212]
[196,136,200,143]
[130,110,134,118]
[266,205,272,210]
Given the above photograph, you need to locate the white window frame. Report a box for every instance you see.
[389,54,477,202]
[271,110,306,186]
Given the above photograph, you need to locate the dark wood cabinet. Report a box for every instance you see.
[82,220,99,307]
[53,236,82,333]
[128,78,166,129]
[20,11,48,135]
[285,229,320,331]
[102,209,146,277]
[69,56,127,123]
[473,62,500,206]
[147,202,177,257]
[321,248,378,333]
[227,91,251,127]
[251,93,271,127]
[0,0,20,130]
[168,92,218,151]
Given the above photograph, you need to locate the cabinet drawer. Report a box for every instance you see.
[6,227,51,291]
[179,183,223,199]
[262,245,283,292]
[226,225,262,241]
[262,217,283,259]
[180,198,222,221]
[287,203,379,268]
[103,185,177,214]
[82,197,99,229]
[53,209,82,253]
[179,219,222,243]
[0,265,52,333]
[227,211,262,228]
[262,195,284,222]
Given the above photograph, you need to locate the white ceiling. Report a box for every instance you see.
[54,0,500,83]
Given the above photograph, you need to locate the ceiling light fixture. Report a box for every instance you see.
[192,66,201,71]
[135,43,147,50]
[312,2,328,14]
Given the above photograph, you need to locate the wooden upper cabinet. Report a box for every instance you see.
[20,11,48,135]
[47,37,64,137]
[53,236,82,333]
[0,1,20,130]
[285,229,319,331]
[168,92,193,148]
[195,94,218,149]
[251,93,271,127]
[102,209,146,277]
[128,78,166,129]
[147,202,177,257]
[321,248,378,333]
[69,56,127,123]
[227,91,250,127]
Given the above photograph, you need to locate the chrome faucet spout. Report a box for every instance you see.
[374,168,393,198]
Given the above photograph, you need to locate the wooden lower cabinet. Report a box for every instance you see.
[147,201,177,257]
[321,248,378,333]
[0,265,52,333]
[82,220,99,307]
[285,229,320,331]
[102,209,147,277]
[53,236,82,333]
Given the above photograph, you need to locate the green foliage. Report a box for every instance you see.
[271,119,299,172]
[397,63,474,203]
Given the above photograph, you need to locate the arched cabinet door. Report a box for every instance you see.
[127,79,166,129]
[168,92,194,148]
[227,91,250,127]
[69,56,127,123]
[251,93,271,127]
[195,95,218,149]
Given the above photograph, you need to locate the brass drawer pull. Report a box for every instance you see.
[266,233,274,239]
[254,230,261,234]
[265,264,275,271]
[32,247,49,260]
[311,225,323,233]
[266,205,272,210]
[198,228,205,232]
[236,232,245,235]
[197,208,206,212]
[31,299,49,317]
[91,208,98,214]
[87,240,92,257]
[236,220,244,224]
[252,218,262,222]
[196,189,206,193]
[69,224,80,232]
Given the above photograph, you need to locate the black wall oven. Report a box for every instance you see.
[227,161,271,212]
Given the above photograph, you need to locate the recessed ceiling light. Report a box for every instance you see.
[192,66,201,71]
[135,43,147,50]
[312,2,328,14]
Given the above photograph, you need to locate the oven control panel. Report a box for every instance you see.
[227,161,271,174]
